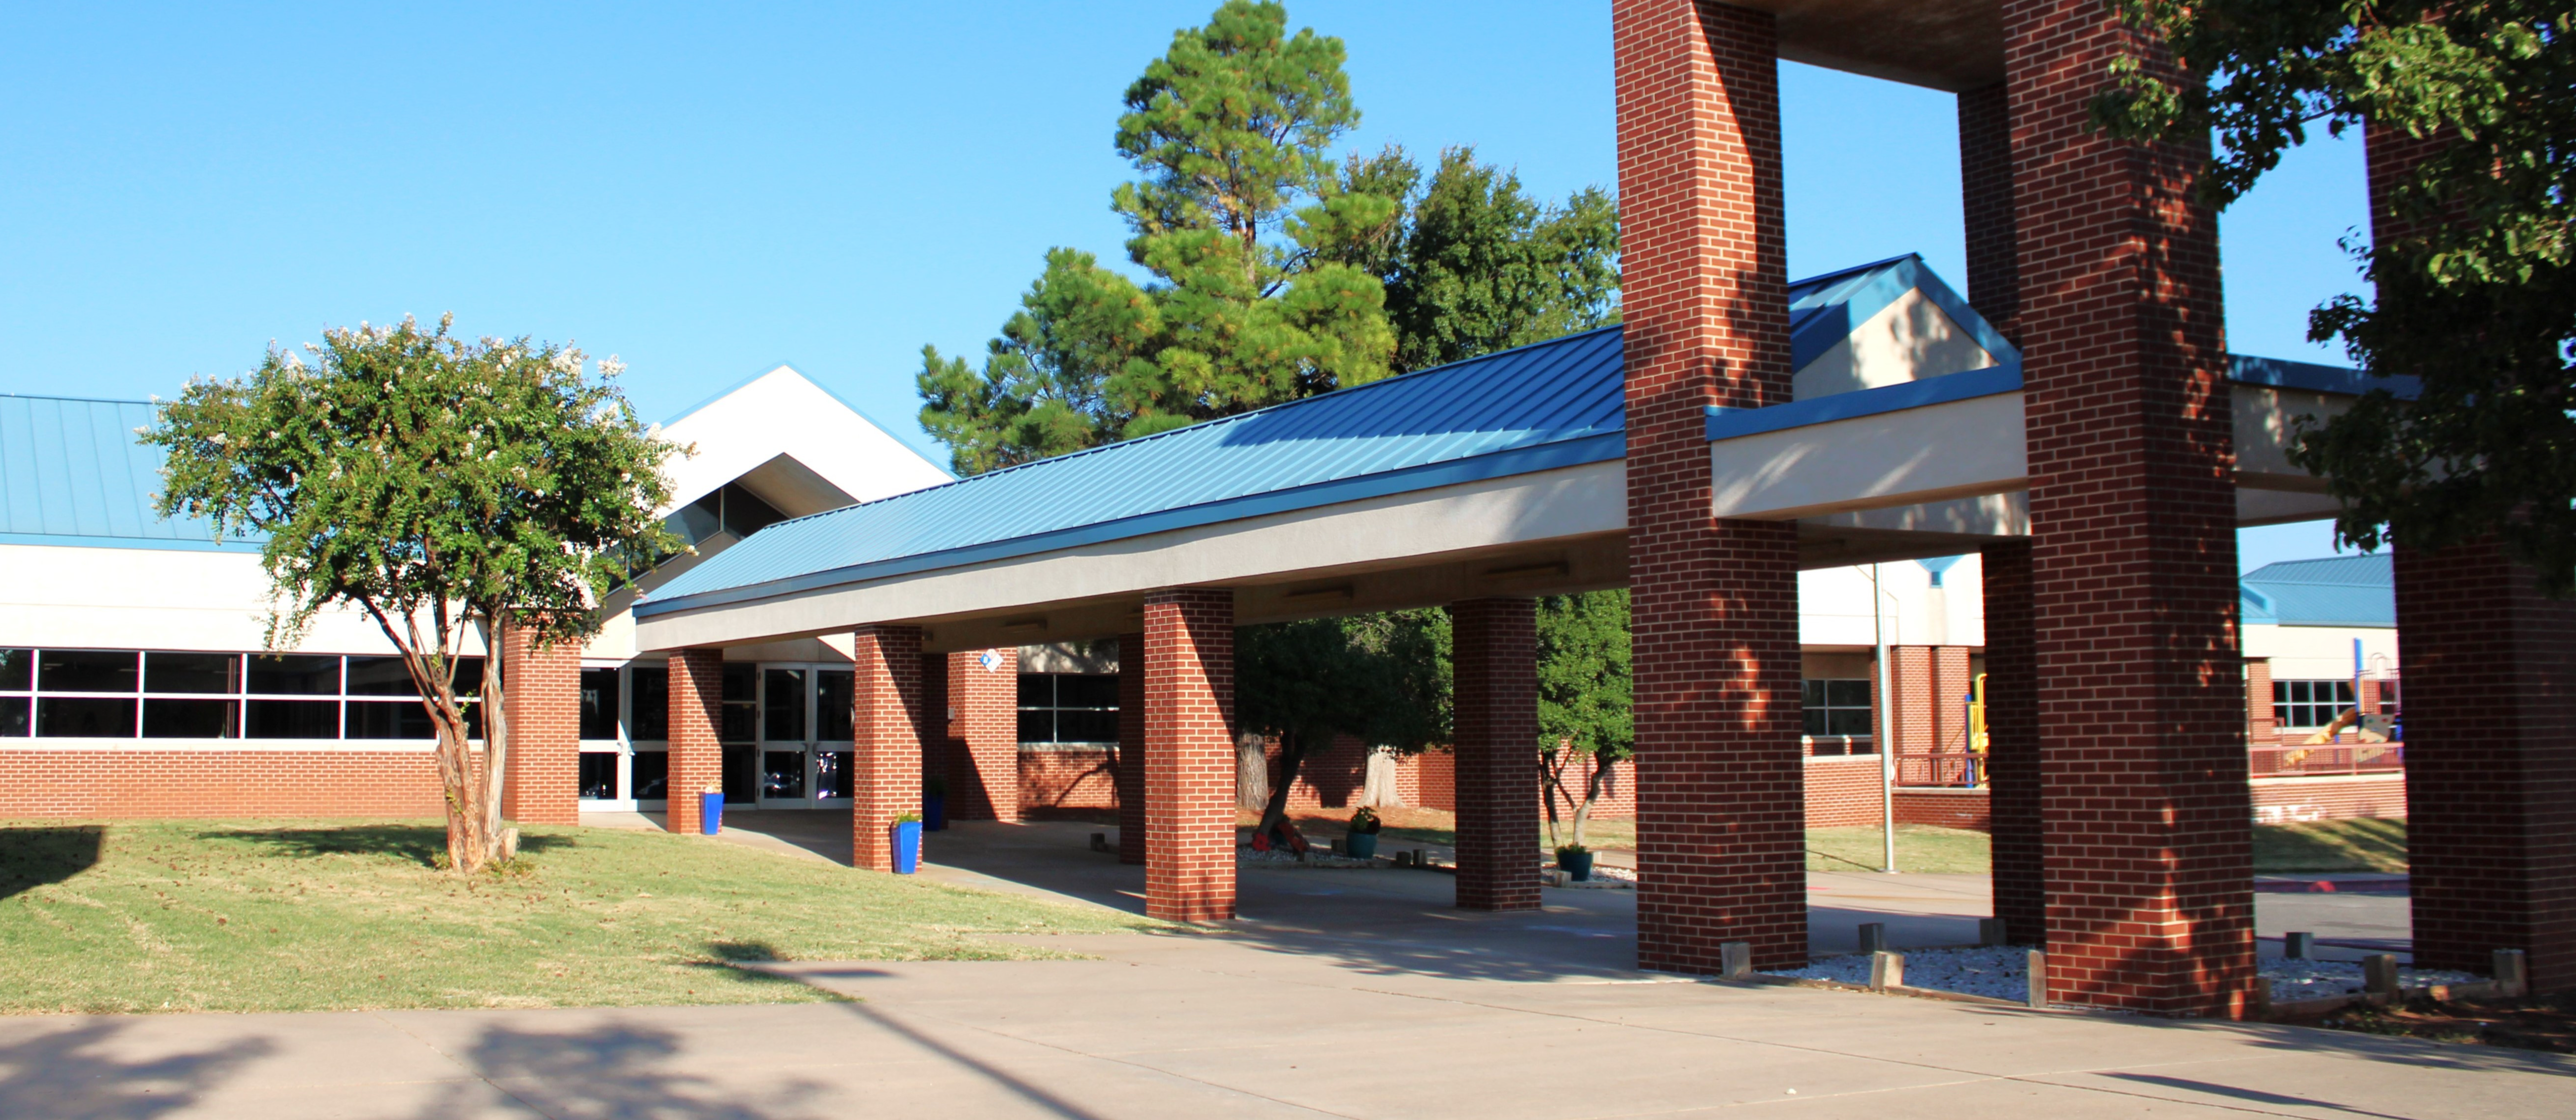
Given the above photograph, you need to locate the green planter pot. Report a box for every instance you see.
[1346,832,1378,859]
[1557,849,1594,881]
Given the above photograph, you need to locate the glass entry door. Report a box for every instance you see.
[755,664,854,808]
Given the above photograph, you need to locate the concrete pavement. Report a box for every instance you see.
[6,817,2546,1119]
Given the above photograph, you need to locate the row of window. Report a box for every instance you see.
[0,648,487,740]
[1019,673,1118,745]
[575,746,856,803]
[2273,680,2380,730]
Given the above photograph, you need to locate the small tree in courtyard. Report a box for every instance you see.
[1236,609,1447,846]
[148,316,681,873]
[1536,590,1630,850]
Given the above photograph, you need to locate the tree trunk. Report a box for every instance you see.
[1571,754,1611,850]
[1360,747,1403,807]
[1254,731,1310,842]
[1540,740,1572,849]
[1236,731,1269,811]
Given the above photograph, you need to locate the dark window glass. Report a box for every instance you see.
[580,668,620,740]
[147,652,239,695]
[246,699,337,738]
[815,670,852,742]
[764,669,807,742]
[719,664,756,741]
[1059,675,1119,709]
[247,655,338,695]
[1803,708,1827,736]
[38,697,134,736]
[1017,674,1052,708]
[1825,709,1875,736]
[579,753,619,800]
[345,656,415,696]
[1801,680,1826,708]
[720,482,784,538]
[722,745,757,802]
[1825,680,1873,709]
[721,662,756,703]
[1057,710,1119,743]
[818,751,852,799]
[628,667,669,740]
[144,698,237,737]
[0,696,26,736]
[345,700,432,739]
[1801,679,1873,740]
[0,649,28,691]
[39,650,138,693]
[1017,711,1054,743]
[630,751,669,799]
[674,492,722,546]
[763,750,807,799]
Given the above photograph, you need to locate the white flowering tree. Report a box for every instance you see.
[147,315,682,873]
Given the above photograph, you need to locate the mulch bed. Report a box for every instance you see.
[2281,994,2576,1053]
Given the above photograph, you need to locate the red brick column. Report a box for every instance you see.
[2393,541,2576,990]
[852,626,927,873]
[498,624,581,826]
[1934,647,1973,755]
[2244,658,2276,745]
[1452,598,1541,911]
[1143,589,1235,922]
[1982,541,2043,945]
[2007,0,2254,1016]
[1116,630,1147,865]
[1957,81,2020,345]
[947,648,1020,823]
[1891,646,1936,761]
[1613,0,1806,974]
[665,648,724,836]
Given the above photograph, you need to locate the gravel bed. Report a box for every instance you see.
[1766,946,2488,1005]
[1238,848,1385,869]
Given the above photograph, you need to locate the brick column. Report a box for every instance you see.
[947,648,1020,822]
[2007,0,2254,1016]
[1957,81,2020,345]
[1982,541,2043,945]
[1613,0,1806,974]
[2244,658,2276,746]
[665,648,724,836]
[852,626,927,873]
[2394,541,2576,991]
[1934,647,1973,756]
[498,624,581,826]
[1143,589,1234,922]
[1452,598,1541,912]
[1116,630,1147,865]
[1891,646,1936,761]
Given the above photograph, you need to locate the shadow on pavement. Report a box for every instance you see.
[0,1020,271,1119]
[836,1002,1109,1120]
[421,1020,823,1120]
[0,824,103,900]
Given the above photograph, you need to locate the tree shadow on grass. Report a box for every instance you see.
[0,825,103,900]
[417,1020,824,1120]
[0,1020,273,1119]
[194,823,576,869]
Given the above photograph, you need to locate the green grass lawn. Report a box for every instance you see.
[1806,825,1991,874]
[2253,817,2408,873]
[0,820,1155,1015]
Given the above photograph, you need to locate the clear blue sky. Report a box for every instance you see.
[0,2,2367,569]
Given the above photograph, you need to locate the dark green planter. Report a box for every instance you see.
[1557,849,1594,881]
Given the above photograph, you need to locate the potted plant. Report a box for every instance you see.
[1346,806,1383,859]
[699,783,725,836]
[891,812,923,875]
[923,776,948,832]
[1556,843,1593,882]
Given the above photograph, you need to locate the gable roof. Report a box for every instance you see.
[0,394,250,551]
[2241,553,2393,628]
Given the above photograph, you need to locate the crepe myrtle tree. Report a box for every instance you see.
[1535,590,1630,851]
[147,315,684,873]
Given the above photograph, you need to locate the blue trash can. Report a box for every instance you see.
[700,791,724,836]
[891,819,922,874]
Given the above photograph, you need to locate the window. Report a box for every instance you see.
[2274,680,2357,729]
[0,647,483,740]
[630,751,669,799]
[627,666,669,741]
[1017,673,1119,745]
[579,668,620,741]
[1802,679,1874,738]
[720,663,757,743]
[579,753,618,800]
[0,649,26,737]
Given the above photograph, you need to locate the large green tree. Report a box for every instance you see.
[1235,609,1448,843]
[149,316,681,873]
[2094,2,2576,592]
[1534,590,1631,849]
[918,3,1620,476]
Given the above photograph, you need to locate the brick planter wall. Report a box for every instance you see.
[2250,775,2407,825]
[0,749,462,818]
[1895,788,1991,831]
[1805,756,1884,829]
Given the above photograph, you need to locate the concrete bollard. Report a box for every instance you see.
[1857,922,1888,955]
[2494,949,2528,998]
[1870,951,1905,991]
[1412,848,1429,869]
[2363,954,2400,1000]
[2026,949,2048,1009]
[1721,941,1753,981]
[1090,833,1110,853]
[1978,918,2007,947]
[2284,931,2315,959]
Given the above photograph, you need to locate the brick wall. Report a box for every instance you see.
[1116,630,1146,865]
[1613,0,1808,975]
[1020,747,1119,811]
[0,749,460,818]
[1896,788,1992,831]
[1544,756,1637,822]
[1142,589,1235,922]
[1957,80,2020,343]
[850,626,925,874]
[2244,657,2276,743]
[499,625,580,827]
[946,648,1019,823]
[1982,540,2043,945]
[1404,748,1453,811]
[2392,539,2576,991]
[1804,756,1884,829]
[665,648,724,836]
[2250,775,2407,825]
[1453,598,1541,911]
[2008,0,2256,1016]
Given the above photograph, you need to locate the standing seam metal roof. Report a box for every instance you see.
[2240,554,2394,628]
[0,394,247,550]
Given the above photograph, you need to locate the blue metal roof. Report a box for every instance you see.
[2241,554,2393,628]
[636,326,1630,615]
[1788,253,2019,374]
[0,394,251,551]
